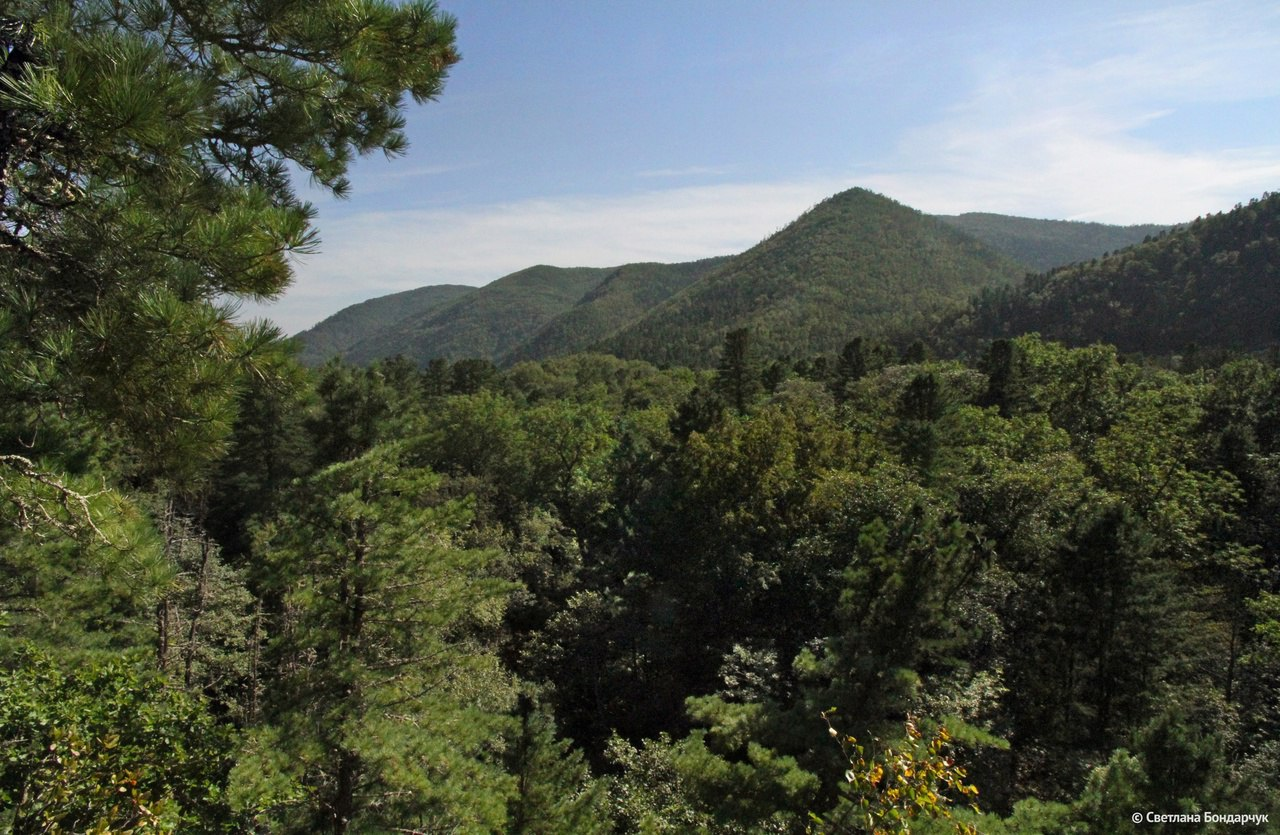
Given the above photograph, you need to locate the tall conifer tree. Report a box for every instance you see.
[242,444,516,832]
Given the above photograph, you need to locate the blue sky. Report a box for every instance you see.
[252,0,1280,334]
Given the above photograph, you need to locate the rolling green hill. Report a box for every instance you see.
[597,188,1026,367]
[294,284,475,365]
[297,259,731,367]
[502,257,730,364]
[943,192,1280,356]
[937,212,1168,272]
[340,265,615,365]
[293,188,1175,368]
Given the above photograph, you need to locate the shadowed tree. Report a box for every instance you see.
[715,328,762,415]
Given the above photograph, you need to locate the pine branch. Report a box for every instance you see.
[0,453,111,544]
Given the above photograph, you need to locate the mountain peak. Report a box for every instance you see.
[295,187,1170,368]
[597,188,1023,366]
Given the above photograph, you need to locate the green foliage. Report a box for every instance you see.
[520,396,618,520]
[981,335,1136,444]
[0,464,168,659]
[451,356,506,394]
[3,25,1278,828]
[507,698,611,835]
[508,352,699,411]
[1064,690,1267,835]
[0,652,236,833]
[5,328,1277,830]
[240,337,1280,830]
[307,357,424,465]
[152,507,258,718]
[510,258,731,364]
[288,199,1180,372]
[800,501,986,736]
[716,328,764,415]
[311,258,735,368]
[896,371,946,475]
[204,359,315,560]
[1068,749,1147,835]
[832,337,895,403]
[812,715,980,835]
[1,0,459,486]
[606,728,819,834]
[242,444,516,832]
[339,265,614,366]
[410,389,524,484]
[606,733,725,833]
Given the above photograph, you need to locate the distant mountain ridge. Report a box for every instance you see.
[941,192,1280,356]
[937,213,1168,273]
[295,284,474,366]
[505,257,730,365]
[338,265,613,366]
[294,187,1173,367]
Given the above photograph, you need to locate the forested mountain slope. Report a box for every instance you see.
[294,192,1170,369]
[503,257,729,364]
[341,264,614,364]
[944,192,1280,356]
[303,260,728,367]
[598,188,1025,367]
[937,212,1168,272]
[294,283,475,364]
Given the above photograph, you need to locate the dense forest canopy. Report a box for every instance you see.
[3,3,1280,834]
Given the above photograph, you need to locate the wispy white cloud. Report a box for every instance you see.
[251,179,841,333]
[863,1,1280,222]
[635,165,732,179]
[321,160,486,198]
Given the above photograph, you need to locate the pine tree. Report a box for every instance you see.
[506,696,610,835]
[1,0,459,487]
[831,336,894,403]
[715,327,762,416]
[240,444,516,832]
[1,15,466,823]
[897,371,945,475]
[831,338,871,403]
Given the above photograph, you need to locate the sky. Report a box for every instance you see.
[247,0,1280,334]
